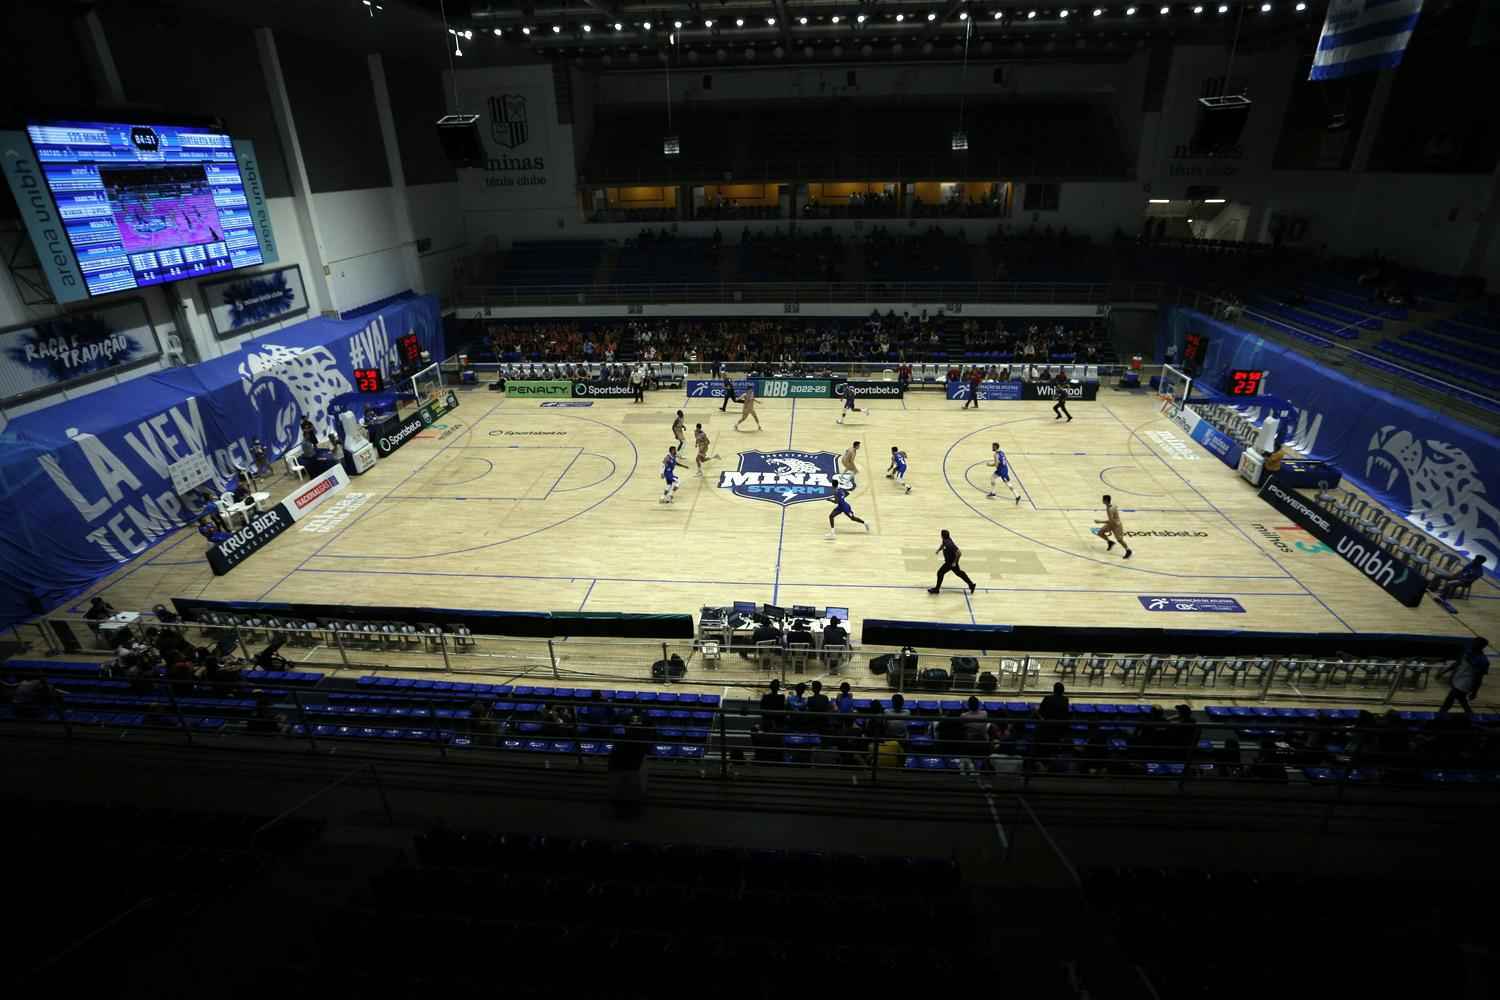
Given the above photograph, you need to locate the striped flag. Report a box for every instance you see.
[1310,0,1424,81]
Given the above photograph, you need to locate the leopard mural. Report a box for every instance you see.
[1365,425,1500,567]
[238,343,354,455]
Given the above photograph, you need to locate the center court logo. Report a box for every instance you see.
[718,450,853,507]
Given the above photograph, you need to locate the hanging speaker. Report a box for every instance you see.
[435,114,484,167]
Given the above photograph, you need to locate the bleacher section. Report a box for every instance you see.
[610,235,722,284]
[491,239,609,286]
[1374,338,1500,395]
[1249,299,1363,339]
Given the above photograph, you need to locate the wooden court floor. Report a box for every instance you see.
[74,386,1500,651]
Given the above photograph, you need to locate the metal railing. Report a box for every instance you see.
[20,616,1457,707]
[458,279,1169,310]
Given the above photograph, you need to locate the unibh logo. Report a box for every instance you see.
[718,450,853,507]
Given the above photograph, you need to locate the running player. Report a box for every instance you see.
[929,529,977,594]
[735,383,761,431]
[886,445,912,494]
[986,441,1022,504]
[841,441,861,478]
[693,423,720,477]
[672,409,687,449]
[1095,494,1133,558]
[836,382,868,424]
[825,486,870,539]
[659,445,685,503]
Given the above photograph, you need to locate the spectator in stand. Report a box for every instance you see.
[1035,682,1071,768]
[760,678,787,731]
[806,680,831,735]
[884,693,912,743]
[1439,638,1490,716]
[12,676,66,718]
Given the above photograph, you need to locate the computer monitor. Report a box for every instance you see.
[733,601,757,616]
[763,603,786,620]
[823,607,849,623]
[791,605,817,618]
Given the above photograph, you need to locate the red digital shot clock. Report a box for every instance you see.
[353,368,384,393]
[1227,369,1265,396]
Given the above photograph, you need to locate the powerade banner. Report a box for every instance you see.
[0,298,161,405]
[753,378,831,399]
[506,379,572,398]
[1260,479,1425,608]
[201,263,309,339]
[945,381,1024,401]
[207,503,293,576]
[1172,307,1500,573]
[1022,381,1100,402]
[0,294,443,627]
[686,379,753,398]
[834,380,905,400]
[1188,415,1244,469]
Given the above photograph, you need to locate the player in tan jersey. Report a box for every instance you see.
[1094,494,1133,559]
[735,384,760,430]
[693,423,719,477]
[841,441,861,478]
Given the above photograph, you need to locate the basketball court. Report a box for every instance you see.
[74,386,1499,660]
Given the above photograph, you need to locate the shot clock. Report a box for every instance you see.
[397,332,422,365]
[1227,369,1266,397]
[353,368,384,393]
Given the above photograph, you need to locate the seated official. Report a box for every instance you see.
[750,617,783,648]
[786,621,815,649]
[1433,555,1487,602]
[299,418,320,455]
[823,617,849,646]
[198,518,230,545]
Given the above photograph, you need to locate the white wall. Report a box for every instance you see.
[407,181,468,303]
[1015,181,1141,241]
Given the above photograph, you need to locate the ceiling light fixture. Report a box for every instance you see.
[1160,4,1169,12]
[1295,1,1306,9]
[1217,3,1228,10]
[831,15,841,23]
[927,12,937,20]
[1028,9,1037,18]
[704,19,713,28]
[1126,5,1137,13]
[994,10,1003,17]
[522,25,531,34]
[582,24,591,32]
[800,16,808,24]
[463,29,472,38]
[552,24,561,33]
[1192,4,1203,11]
[857,13,867,22]
[614,22,623,30]
[1060,8,1070,17]
[767,17,777,25]
[959,10,968,19]
[1148,198,1171,203]
[896,13,905,21]
[1260,2,1271,9]
[1093,6,1103,14]
[1204,198,1227,203]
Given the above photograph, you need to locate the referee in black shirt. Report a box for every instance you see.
[719,373,738,412]
[929,529,977,594]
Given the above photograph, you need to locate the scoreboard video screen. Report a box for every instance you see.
[26,119,266,297]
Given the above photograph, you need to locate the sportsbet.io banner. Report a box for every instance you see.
[0,298,161,405]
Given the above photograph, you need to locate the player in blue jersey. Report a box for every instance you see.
[986,441,1022,504]
[836,382,868,425]
[886,445,912,494]
[659,445,685,503]
[824,486,870,539]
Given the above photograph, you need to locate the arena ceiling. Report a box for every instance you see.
[420,0,1331,63]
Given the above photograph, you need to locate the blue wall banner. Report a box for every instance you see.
[0,298,161,405]
[201,264,309,339]
[1187,415,1245,469]
[232,138,279,265]
[944,381,1024,401]
[0,295,443,627]
[1259,479,1426,607]
[0,129,89,304]
[1170,307,1500,573]
[1138,596,1246,613]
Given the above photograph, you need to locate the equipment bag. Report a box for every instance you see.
[978,672,998,692]
[919,667,950,689]
[870,653,895,676]
[950,656,980,675]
